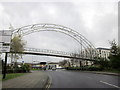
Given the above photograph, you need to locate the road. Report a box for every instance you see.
[46,70,120,89]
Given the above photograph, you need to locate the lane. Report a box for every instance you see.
[67,70,120,87]
[46,70,120,88]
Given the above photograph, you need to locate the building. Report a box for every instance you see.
[46,62,62,70]
[67,47,110,67]
[32,63,41,69]
[39,62,47,68]
[32,62,47,69]
[69,59,93,67]
[97,47,110,60]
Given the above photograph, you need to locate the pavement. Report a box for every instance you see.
[2,70,49,89]
[0,81,2,90]
[0,75,2,90]
[46,70,120,89]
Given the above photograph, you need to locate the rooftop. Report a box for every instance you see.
[97,47,111,50]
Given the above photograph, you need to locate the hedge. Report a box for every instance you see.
[66,66,103,71]
[2,63,30,74]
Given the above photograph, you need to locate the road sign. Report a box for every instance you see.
[0,30,12,53]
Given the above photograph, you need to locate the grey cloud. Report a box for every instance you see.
[0,1,118,62]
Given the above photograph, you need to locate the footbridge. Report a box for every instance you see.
[10,47,98,61]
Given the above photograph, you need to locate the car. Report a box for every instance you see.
[52,67,56,70]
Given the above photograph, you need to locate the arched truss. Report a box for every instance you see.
[12,23,98,59]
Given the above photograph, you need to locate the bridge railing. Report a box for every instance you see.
[23,47,98,60]
[24,47,72,56]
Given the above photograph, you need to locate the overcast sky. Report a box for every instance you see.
[0,0,118,63]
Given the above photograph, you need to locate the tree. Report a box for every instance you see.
[21,63,30,72]
[59,60,68,67]
[10,34,26,68]
[109,40,120,70]
[0,53,2,71]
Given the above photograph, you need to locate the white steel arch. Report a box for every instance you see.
[12,23,98,59]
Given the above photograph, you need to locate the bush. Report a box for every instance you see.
[14,68,26,73]
[3,63,31,74]
[87,66,103,71]
[5,68,26,74]
[66,66,103,71]
[21,63,30,72]
[6,69,14,73]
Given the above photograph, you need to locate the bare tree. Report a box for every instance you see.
[59,60,68,67]
[10,34,26,67]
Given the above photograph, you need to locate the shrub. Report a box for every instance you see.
[3,63,31,74]
[87,66,103,71]
[66,66,103,71]
[21,63,30,72]
[6,69,13,73]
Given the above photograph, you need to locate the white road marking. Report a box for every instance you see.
[86,76,93,79]
[47,84,51,89]
[100,81,120,88]
[45,74,52,89]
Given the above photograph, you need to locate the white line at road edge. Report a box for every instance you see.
[100,81,120,88]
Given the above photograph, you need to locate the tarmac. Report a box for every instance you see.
[1,69,120,89]
[80,71,120,76]
[2,70,49,89]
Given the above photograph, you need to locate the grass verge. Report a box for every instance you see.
[2,73,27,81]
[31,69,41,70]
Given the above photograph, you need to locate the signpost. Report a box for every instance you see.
[0,30,12,53]
[0,30,12,79]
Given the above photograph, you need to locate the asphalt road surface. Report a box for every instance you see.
[46,70,120,89]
